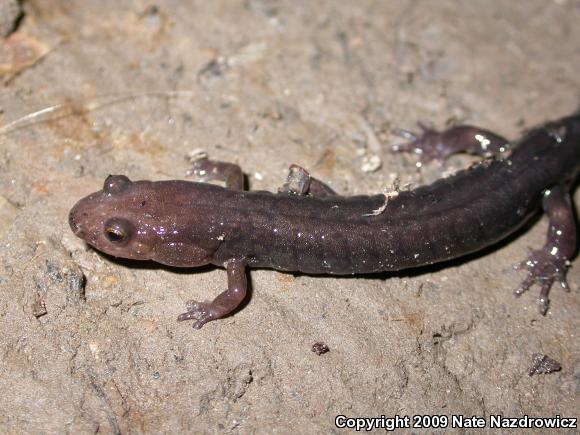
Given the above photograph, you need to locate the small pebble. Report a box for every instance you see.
[311,342,330,355]
[529,353,561,376]
[361,154,382,173]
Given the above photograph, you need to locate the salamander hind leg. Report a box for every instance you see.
[514,186,577,314]
[178,259,247,329]
[392,124,511,165]
[278,164,337,196]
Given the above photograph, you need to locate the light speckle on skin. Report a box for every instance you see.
[474,134,491,150]
[550,246,558,256]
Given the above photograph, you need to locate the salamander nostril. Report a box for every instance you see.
[69,211,79,233]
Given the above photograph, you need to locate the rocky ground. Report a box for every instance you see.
[0,0,579,433]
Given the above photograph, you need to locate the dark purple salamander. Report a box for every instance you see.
[69,114,580,328]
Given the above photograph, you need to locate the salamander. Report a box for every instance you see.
[68,114,580,328]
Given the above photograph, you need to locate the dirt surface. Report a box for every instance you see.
[1,0,579,433]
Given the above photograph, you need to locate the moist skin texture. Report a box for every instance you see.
[69,114,580,328]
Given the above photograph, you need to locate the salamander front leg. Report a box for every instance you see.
[392,124,510,165]
[514,186,577,314]
[178,259,247,329]
[279,164,337,196]
[187,155,245,190]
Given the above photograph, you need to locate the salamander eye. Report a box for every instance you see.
[105,227,125,242]
[103,175,132,196]
[103,218,133,245]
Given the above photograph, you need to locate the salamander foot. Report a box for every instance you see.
[185,151,245,190]
[514,249,570,315]
[392,124,446,165]
[177,300,216,329]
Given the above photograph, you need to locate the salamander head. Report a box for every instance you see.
[68,175,213,266]
[69,175,158,260]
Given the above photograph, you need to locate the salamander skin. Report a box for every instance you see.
[69,114,580,328]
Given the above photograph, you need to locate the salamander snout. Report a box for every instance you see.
[68,197,93,239]
[68,207,81,236]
